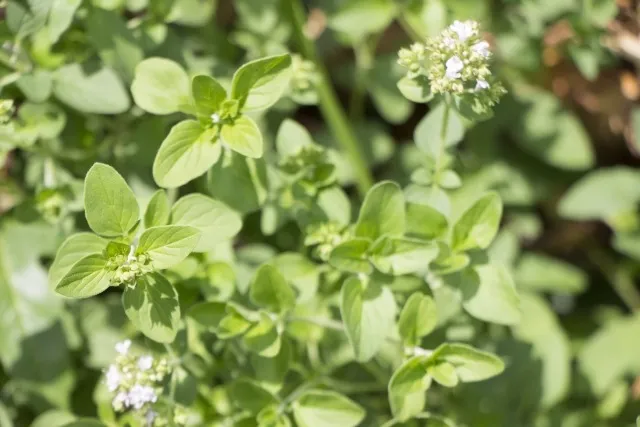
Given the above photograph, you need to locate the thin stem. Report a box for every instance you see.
[431,95,451,187]
[286,0,373,196]
[349,35,379,121]
[279,378,319,412]
[586,246,640,312]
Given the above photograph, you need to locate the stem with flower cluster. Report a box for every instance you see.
[286,0,374,196]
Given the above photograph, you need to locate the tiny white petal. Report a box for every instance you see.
[445,56,464,79]
[211,113,221,124]
[472,41,490,58]
[146,410,157,427]
[449,20,476,42]
[137,355,154,371]
[443,36,456,48]
[115,339,131,355]
[105,365,122,392]
[475,79,490,90]
[128,384,158,410]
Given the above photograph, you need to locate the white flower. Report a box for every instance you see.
[145,410,157,427]
[137,355,154,371]
[211,113,221,124]
[449,20,476,42]
[475,79,490,90]
[472,41,490,58]
[113,391,128,409]
[115,339,131,355]
[128,384,158,410]
[445,56,464,79]
[106,365,122,392]
[442,36,456,48]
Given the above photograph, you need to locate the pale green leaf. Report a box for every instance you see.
[250,264,296,313]
[55,254,110,299]
[136,225,200,270]
[370,237,438,275]
[144,189,171,229]
[153,120,221,188]
[122,273,180,343]
[452,192,502,252]
[329,239,372,274]
[398,292,438,346]
[171,194,242,252]
[48,233,107,289]
[131,57,191,115]
[220,115,263,158]
[292,390,365,427]
[355,181,405,240]
[388,356,431,421]
[340,276,396,362]
[84,163,140,237]
[431,343,505,382]
[231,54,293,113]
[192,75,227,117]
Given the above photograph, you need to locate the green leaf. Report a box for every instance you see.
[388,356,431,421]
[558,167,640,222]
[84,163,140,237]
[578,312,640,395]
[329,239,372,274]
[46,0,81,43]
[457,263,521,325]
[398,292,438,346]
[405,202,448,240]
[243,312,281,357]
[187,301,227,331]
[144,190,171,229]
[329,0,396,42]
[207,150,269,214]
[192,75,227,117]
[370,55,414,124]
[429,362,459,387]
[340,276,397,362]
[276,119,315,156]
[86,7,143,82]
[171,194,242,252]
[292,390,365,427]
[131,57,191,114]
[452,192,502,252]
[136,225,200,270]
[153,120,221,188]
[355,181,405,240]
[217,305,253,339]
[55,254,110,298]
[414,103,464,158]
[231,54,293,112]
[431,343,505,382]
[31,411,76,427]
[16,70,53,103]
[370,237,438,275]
[49,233,107,289]
[221,116,263,158]
[122,273,180,343]
[229,379,277,414]
[250,339,291,388]
[250,264,296,313]
[515,253,587,294]
[53,64,130,114]
[397,75,433,103]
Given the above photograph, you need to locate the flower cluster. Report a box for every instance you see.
[305,222,352,261]
[104,340,170,415]
[398,20,506,114]
[107,249,153,286]
[290,54,319,101]
[0,99,14,124]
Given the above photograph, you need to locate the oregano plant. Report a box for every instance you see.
[1,1,637,427]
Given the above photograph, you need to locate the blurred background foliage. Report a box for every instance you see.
[2,0,640,426]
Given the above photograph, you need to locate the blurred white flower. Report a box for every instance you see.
[115,339,131,355]
[138,355,153,371]
[106,365,121,392]
[475,79,490,90]
[128,384,158,410]
[445,56,464,79]
[472,41,491,58]
[449,20,476,41]
[211,113,221,124]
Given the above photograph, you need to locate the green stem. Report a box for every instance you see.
[431,96,451,187]
[349,35,379,121]
[286,0,373,196]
